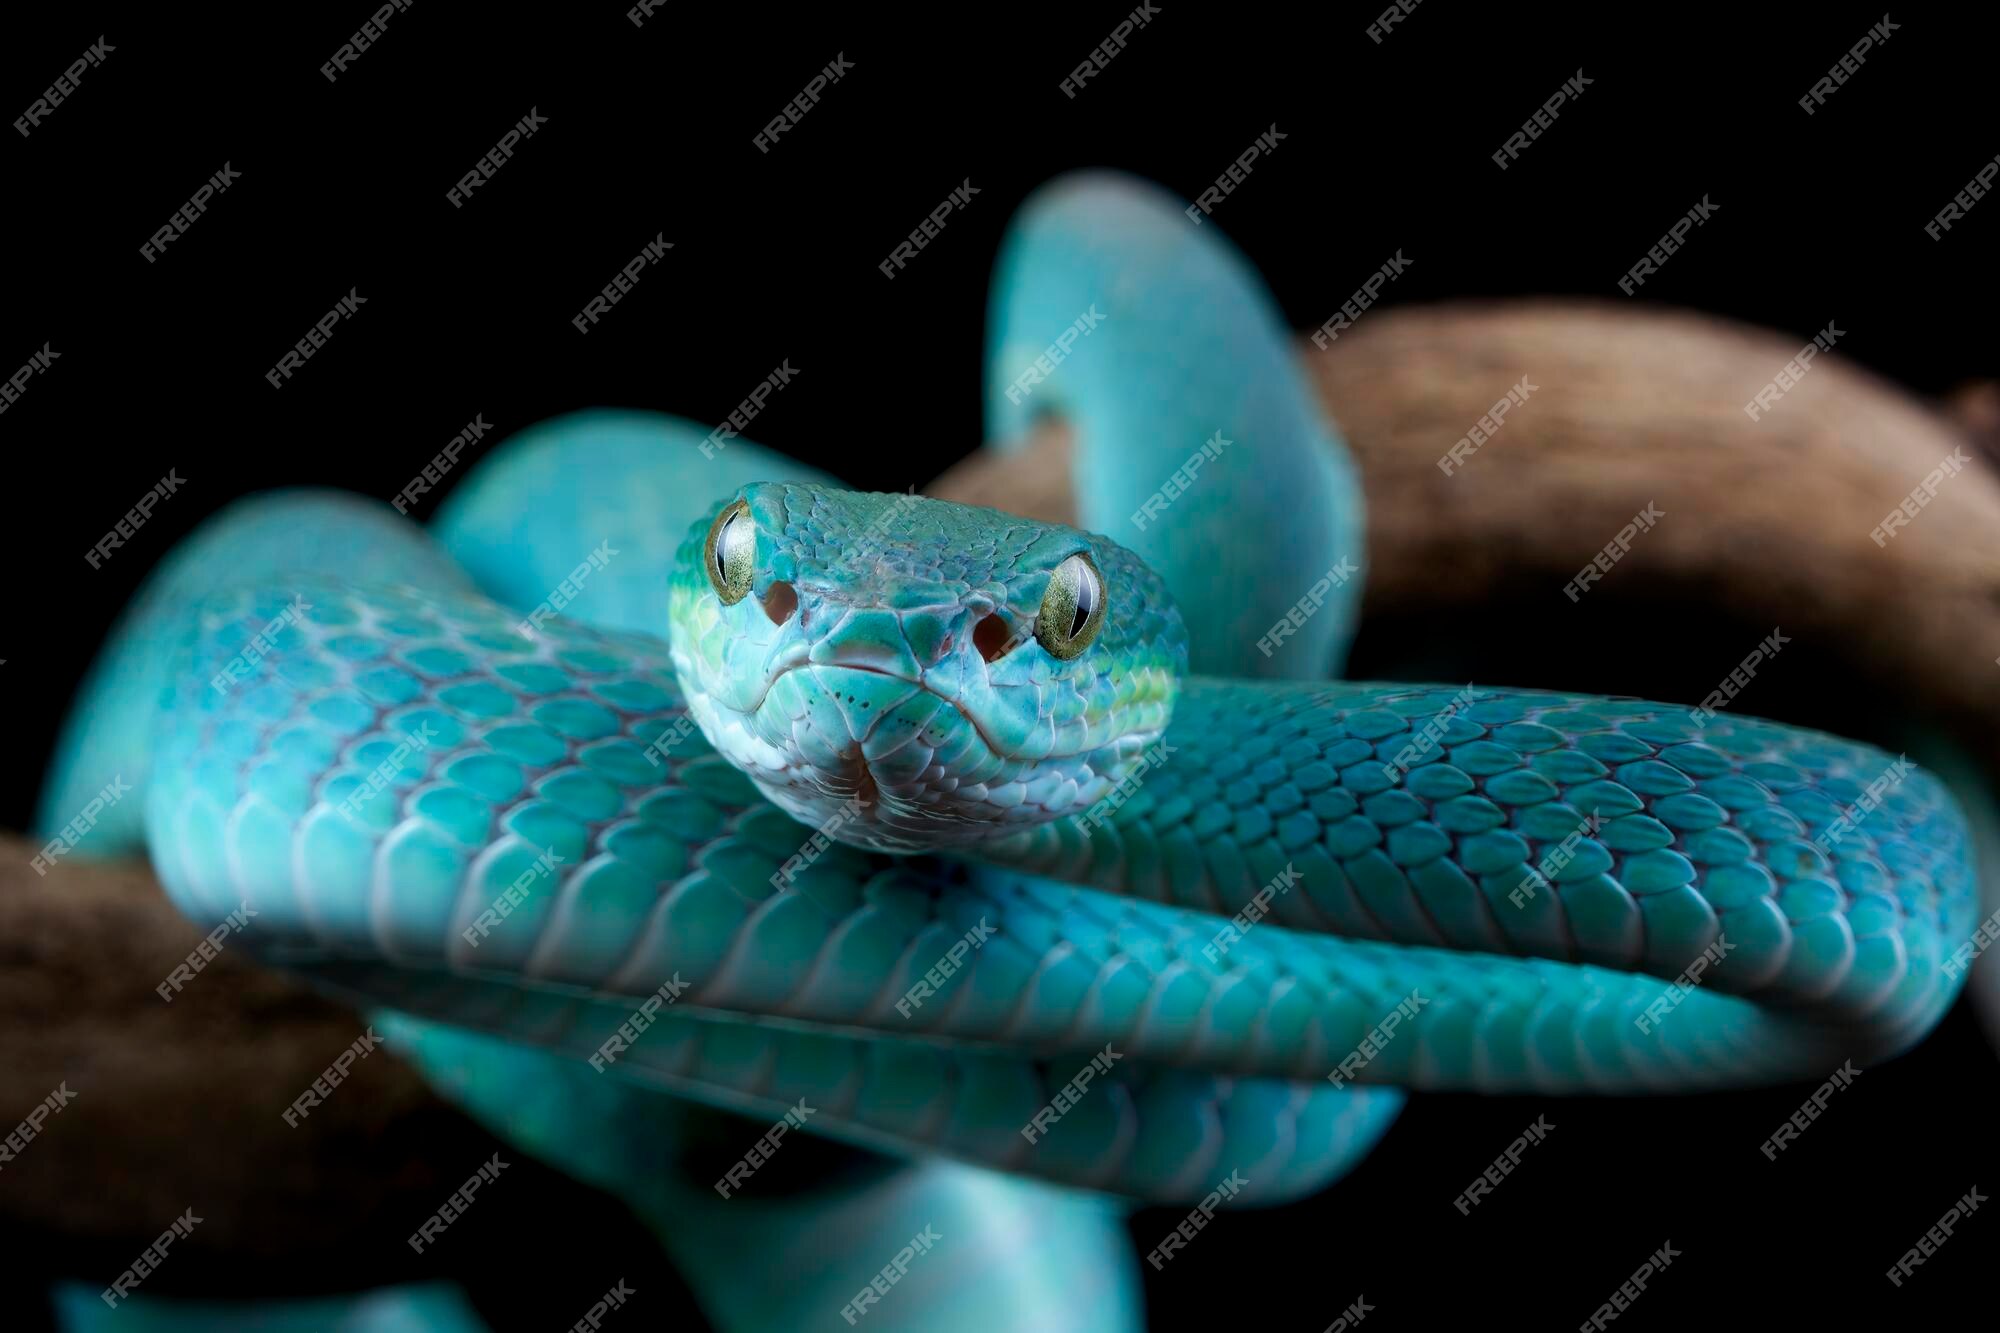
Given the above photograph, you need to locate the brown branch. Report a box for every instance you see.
[13,299,1999,1302]
[932,301,2000,754]
[0,838,698,1321]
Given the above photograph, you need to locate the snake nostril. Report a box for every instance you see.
[973,614,1014,663]
[763,580,798,625]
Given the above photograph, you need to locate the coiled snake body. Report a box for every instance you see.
[40,174,1977,1330]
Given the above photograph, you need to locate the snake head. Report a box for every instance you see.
[667,482,1186,852]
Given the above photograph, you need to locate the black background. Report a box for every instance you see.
[5,2,1997,1329]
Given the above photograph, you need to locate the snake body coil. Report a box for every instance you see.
[38,174,1978,1330]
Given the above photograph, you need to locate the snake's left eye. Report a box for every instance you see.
[705,499,755,605]
[1035,552,1106,660]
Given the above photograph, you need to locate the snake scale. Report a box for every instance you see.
[38,174,1978,1330]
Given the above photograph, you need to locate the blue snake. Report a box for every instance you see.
[39,173,1979,1330]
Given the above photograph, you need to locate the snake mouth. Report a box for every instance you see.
[766,660,1002,755]
[687,646,1172,853]
[760,660,1143,769]
[731,660,1019,848]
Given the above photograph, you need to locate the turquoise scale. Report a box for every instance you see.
[33,175,1985,1333]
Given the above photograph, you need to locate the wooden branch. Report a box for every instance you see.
[0,839,696,1322]
[932,301,2000,754]
[12,299,1998,1304]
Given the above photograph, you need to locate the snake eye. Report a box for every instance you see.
[1034,552,1106,660]
[705,500,755,605]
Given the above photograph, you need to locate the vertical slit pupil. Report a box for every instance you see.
[714,513,736,581]
[1067,562,1096,638]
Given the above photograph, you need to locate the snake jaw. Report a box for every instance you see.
[698,660,1138,852]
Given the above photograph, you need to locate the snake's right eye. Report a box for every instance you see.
[705,500,755,605]
[1034,552,1107,660]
